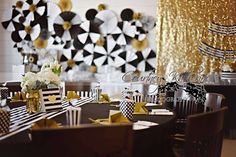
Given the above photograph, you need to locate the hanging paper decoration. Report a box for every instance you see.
[50,34,64,45]
[17,21,41,41]
[114,51,138,72]
[53,11,82,41]
[198,42,236,59]
[22,0,46,22]
[1,8,23,32]
[140,15,156,32]
[63,41,72,49]
[33,37,48,49]
[93,36,123,67]
[208,22,236,35]
[85,9,98,21]
[131,38,149,51]
[15,1,24,9]
[120,8,134,21]
[136,48,156,72]
[83,43,96,66]
[46,2,62,32]
[97,4,107,11]
[73,21,100,47]
[111,21,136,46]
[60,49,83,72]
[131,21,146,41]
[58,0,72,12]
[95,10,118,36]
[13,42,23,53]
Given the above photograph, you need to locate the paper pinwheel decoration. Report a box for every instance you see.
[60,49,84,72]
[22,0,46,22]
[141,15,156,32]
[11,20,41,42]
[82,43,96,66]
[136,48,156,72]
[131,21,146,41]
[1,8,23,32]
[111,21,136,46]
[50,34,64,45]
[120,8,134,21]
[114,50,138,72]
[73,21,100,50]
[95,10,118,36]
[85,9,98,21]
[93,36,124,67]
[46,2,61,32]
[53,11,82,41]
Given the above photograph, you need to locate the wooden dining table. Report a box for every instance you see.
[0,98,176,157]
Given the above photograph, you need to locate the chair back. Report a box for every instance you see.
[31,124,133,157]
[185,107,227,157]
[204,93,225,112]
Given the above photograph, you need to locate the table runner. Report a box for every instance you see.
[0,97,93,141]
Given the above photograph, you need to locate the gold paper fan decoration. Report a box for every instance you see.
[131,38,149,51]
[98,4,106,11]
[58,0,72,12]
[133,12,142,20]
[33,37,48,49]
[67,59,76,68]
[96,38,105,46]
[89,66,97,73]
[16,1,23,9]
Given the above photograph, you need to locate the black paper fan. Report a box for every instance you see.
[60,49,83,72]
[73,21,100,48]
[53,11,82,41]
[22,0,46,22]
[136,48,156,72]
[93,35,123,67]
[86,9,98,21]
[120,8,134,21]
[111,21,136,46]
[131,20,146,41]
[18,21,41,41]
[1,8,23,32]
[82,43,96,66]
[114,50,138,72]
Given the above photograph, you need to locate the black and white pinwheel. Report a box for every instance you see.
[1,8,23,32]
[111,21,136,46]
[60,49,84,72]
[82,43,96,66]
[136,48,156,71]
[46,2,61,32]
[131,20,146,41]
[114,50,138,72]
[22,0,46,22]
[95,10,118,36]
[73,21,100,47]
[93,36,123,67]
[53,11,82,41]
[12,20,41,42]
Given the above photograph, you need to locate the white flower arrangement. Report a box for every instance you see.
[21,61,62,92]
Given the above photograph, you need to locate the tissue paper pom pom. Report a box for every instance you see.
[131,38,149,51]
[98,4,106,11]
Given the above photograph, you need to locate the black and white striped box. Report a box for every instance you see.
[39,88,62,112]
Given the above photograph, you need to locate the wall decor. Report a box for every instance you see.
[1,1,156,73]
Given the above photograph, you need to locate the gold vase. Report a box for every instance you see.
[26,90,41,113]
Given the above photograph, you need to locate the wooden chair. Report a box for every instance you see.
[173,89,204,134]
[31,124,133,157]
[180,107,227,157]
[204,93,225,112]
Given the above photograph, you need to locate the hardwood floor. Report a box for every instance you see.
[221,138,236,157]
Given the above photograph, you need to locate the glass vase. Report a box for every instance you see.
[26,90,41,113]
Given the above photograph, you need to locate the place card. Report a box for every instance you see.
[149,109,174,115]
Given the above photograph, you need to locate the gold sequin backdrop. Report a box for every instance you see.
[156,0,236,77]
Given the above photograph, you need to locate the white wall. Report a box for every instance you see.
[0,0,157,80]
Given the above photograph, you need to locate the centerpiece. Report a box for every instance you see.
[21,61,62,113]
